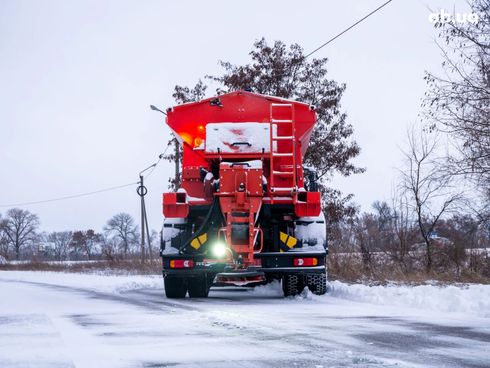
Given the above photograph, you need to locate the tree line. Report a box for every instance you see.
[2,1,488,281]
[0,209,155,262]
[164,0,489,279]
[330,0,490,280]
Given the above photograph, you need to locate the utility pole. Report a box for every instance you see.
[174,137,181,189]
[138,164,155,264]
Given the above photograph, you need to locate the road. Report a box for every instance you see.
[0,273,489,368]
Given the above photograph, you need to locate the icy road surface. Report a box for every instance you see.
[1,272,489,368]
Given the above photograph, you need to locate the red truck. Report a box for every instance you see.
[160,90,327,298]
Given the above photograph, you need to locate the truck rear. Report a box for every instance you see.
[160,90,327,298]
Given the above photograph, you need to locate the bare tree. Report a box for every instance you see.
[401,126,462,271]
[389,192,418,270]
[1,208,40,260]
[46,231,73,261]
[104,213,138,256]
[69,230,102,260]
[0,214,10,259]
[424,0,490,190]
[100,234,119,262]
[353,213,378,270]
[84,230,102,260]
[148,229,159,260]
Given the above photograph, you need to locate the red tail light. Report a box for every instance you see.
[293,257,318,267]
[169,260,194,268]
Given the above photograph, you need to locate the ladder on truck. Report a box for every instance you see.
[269,103,297,198]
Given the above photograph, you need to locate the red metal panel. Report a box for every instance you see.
[162,91,323,257]
[217,162,264,266]
[165,91,316,199]
[162,193,189,218]
[166,91,316,161]
[294,191,321,217]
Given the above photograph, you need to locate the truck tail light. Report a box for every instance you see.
[169,260,194,269]
[293,258,318,267]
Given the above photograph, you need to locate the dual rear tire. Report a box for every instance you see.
[188,276,210,298]
[164,275,210,298]
[165,273,326,298]
[282,273,327,297]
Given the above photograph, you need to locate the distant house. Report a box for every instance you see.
[428,231,453,248]
[411,231,453,251]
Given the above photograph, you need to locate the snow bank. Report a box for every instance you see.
[252,278,490,317]
[2,271,489,318]
[0,271,162,294]
[328,280,490,318]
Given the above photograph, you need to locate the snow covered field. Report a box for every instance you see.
[1,271,489,367]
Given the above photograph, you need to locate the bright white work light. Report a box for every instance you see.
[212,241,228,258]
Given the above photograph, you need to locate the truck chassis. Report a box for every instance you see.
[160,91,328,298]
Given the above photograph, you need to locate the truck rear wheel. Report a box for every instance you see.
[188,276,210,298]
[282,274,303,297]
[164,276,187,298]
[305,273,327,295]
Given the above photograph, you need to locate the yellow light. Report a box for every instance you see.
[194,137,203,147]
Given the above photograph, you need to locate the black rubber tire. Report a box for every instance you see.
[282,274,303,297]
[305,273,327,295]
[188,276,210,298]
[164,276,187,298]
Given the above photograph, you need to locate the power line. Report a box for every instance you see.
[1,2,394,210]
[279,0,394,87]
[141,142,172,180]
[0,182,138,208]
[0,145,173,209]
[304,0,395,59]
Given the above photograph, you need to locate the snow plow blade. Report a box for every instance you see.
[214,271,266,286]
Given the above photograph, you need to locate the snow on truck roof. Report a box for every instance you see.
[165,90,317,154]
[166,90,314,111]
[205,122,270,154]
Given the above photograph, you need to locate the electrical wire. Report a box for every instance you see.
[0,141,174,209]
[303,0,394,59]
[141,141,173,180]
[0,182,138,208]
[278,0,395,88]
[1,2,394,210]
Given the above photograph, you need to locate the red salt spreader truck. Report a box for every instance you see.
[160,90,327,298]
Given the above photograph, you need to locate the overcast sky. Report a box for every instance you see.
[0,0,472,233]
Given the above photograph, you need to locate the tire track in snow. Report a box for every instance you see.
[2,278,488,367]
[0,279,198,312]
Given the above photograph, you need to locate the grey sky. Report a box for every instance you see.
[0,0,471,232]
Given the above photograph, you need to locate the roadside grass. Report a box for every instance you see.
[1,252,489,285]
[0,259,161,275]
[327,251,490,285]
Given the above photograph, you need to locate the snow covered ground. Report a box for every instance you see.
[0,271,489,367]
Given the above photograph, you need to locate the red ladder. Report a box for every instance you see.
[269,103,296,198]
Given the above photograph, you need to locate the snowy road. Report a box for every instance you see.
[1,272,489,368]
